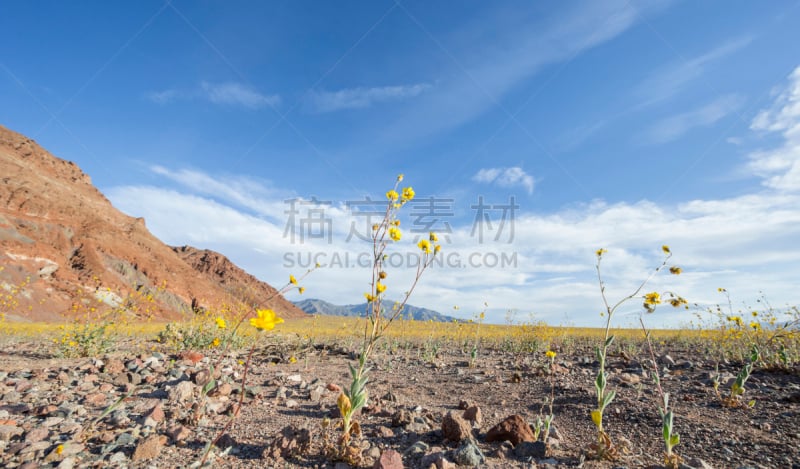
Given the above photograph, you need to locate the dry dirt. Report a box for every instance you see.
[1,336,799,469]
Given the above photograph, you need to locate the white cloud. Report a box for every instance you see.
[307,83,431,113]
[642,94,744,144]
[145,82,280,109]
[747,66,800,192]
[473,167,534,194]
[200,81,280,109]
[635,36,752,107]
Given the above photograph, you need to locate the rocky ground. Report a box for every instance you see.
[1,336,799,469]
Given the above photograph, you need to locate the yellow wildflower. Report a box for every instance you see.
[434,244,441,254]
[379,271,387,279]
[397,174,404,182]
[418,239,432,254]
[429,232,438,242]
[289,274,297,285]
[250,309,284,331]
[299,287,306,294]
[662,245,670,254]
[389,227,402,241]
[402,187,415,201]
[376,282,387,294]
[644,292,661,306]
[364,293,376,302]
[211,337,221,347]
[386,190,399,202]
[596,248,607,257]
[56,444,64,455]
[750,321,760,331]
[669,266,682,275]
[215,317,227,329]
[545,350,557,359]
[751,311,758,317]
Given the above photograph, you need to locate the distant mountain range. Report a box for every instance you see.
[293,298,459,322]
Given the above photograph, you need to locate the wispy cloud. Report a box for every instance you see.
[307,83,431,113]
[145,82,280,109]
[635,36,753,107]
[377,1,669,145]
[473,167,535,194]
[641,94,744,144]
[747,65,800,192]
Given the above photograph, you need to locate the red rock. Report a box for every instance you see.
[326,383,342,393]
[463,405,483,426]
[83,392,107,407]
[166,424,191,443]
[373,449,404,469]
[485,415,536,446]
[132,435,166,461]
[441,410,472,442]
[144,403,165,423]
[180,351,204,365]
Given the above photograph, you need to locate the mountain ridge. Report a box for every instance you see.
[294,298,459,322]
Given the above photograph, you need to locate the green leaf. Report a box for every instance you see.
[669,433,680,447]
[202,378,216,397]
[603,389,616,408]
[605,335,615,348]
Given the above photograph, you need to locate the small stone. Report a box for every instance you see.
[485,415,536,446]
[0,424,23,441]
[212,382,232,397]
[514,441,547,459]
[463,405,483,426]
[143,403,165,423]
[166,424,191,443]
[24,427,49,443]
[169,380,194,404]
[285,399,300,409]
[103,359,125,374]
[420,450,454,469]
[83,392,107,407]
[309,386,324,403]
[373,449,404,469]
[403,441,429,457]
[327,382,342,393]
[131,435,164,461]
[441,410,472,442]
[452,439,485,467]
[193,369,212,387]
[286,374,302,383]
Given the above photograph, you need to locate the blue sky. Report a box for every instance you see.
[3,1,800,327]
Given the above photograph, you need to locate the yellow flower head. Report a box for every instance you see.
[386,190,399,202]
[211,337,221,347]
[662,245,671,254]
[289,274,297,285]
[379,271,387,279]
[364,293,376,302]
[397,174,404,182]
[402,187,415,201]
[669,266,682,275]
[596,248,607,257]
[644,292,661,306]
[750,321,761,331]
[56,444,64,455]
[545,350,557,359]
[376,282,387,294]
[215,317,227,329]
[299,287,306,294]
[434,244,442,254]
[429,232,438,242]
[372,224,379,231]
[418,239,432,254]
[250,309,284,331]
[388,226,402,241]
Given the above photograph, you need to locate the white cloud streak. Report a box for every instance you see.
[634,36,753,107]
[307,83,431,113]
[145,82,280,109]
[642,94,744,144]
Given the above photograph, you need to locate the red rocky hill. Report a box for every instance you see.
[0,124,305,322]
